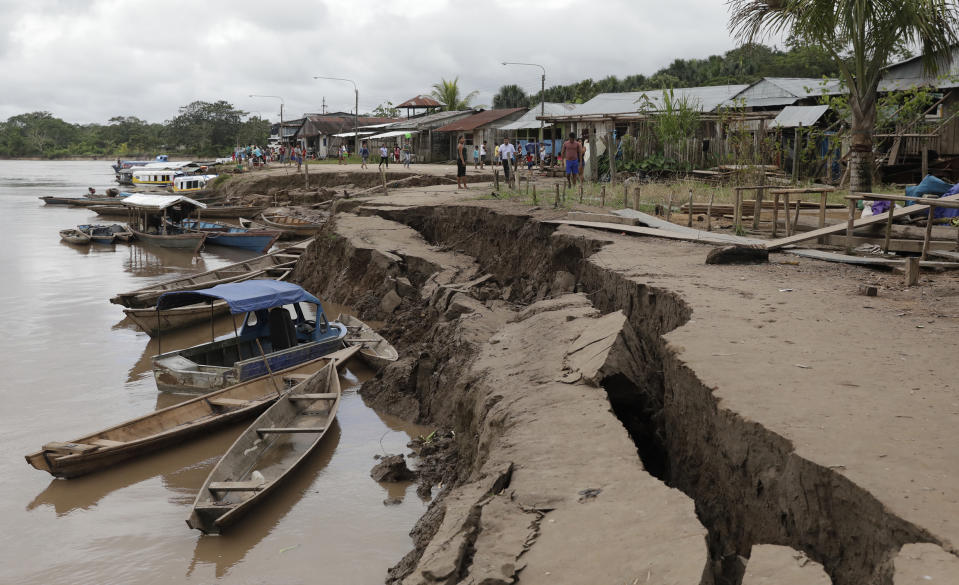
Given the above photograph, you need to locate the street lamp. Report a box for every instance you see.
[249,94,285,145]
[502,62,546,160]
[313,76,359,156]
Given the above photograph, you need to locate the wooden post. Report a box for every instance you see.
[792,123,802,183]
[793,199,801,229]
[608,131,616,188]
[921,148,929,178]
[304,153,310,188]
[495,168,500,191]
[883,201,895,253]
[772,191,780,237]
[706,191,715,232]
[555,184,560,207]
[526,175,530,197]
[532,184,537,205]
[733,189,742,231]
[665,192,673,222]
[380,168,388,196]
[601,185,606,207]
[579,183,584,203]
[921,211,934,261]
[687,188,694,228]
[752,173,766,230]
[783,194,791,236]
[846,198,856,254]
[633,186,640,210]
[818,192,828,229]
[905,257,920,286]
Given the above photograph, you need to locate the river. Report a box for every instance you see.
[0,161,427,585]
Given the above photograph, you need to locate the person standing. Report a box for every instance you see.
[456,136,468,189]
[480,141,487,169]
[402,143,412,168]
[472,145,480,169]
[360,141,370,169]
[561,132,583,187]
[499,137,515,183]
[379,145,389,169]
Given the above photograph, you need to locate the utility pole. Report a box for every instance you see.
[502,61,546,162]
[313,76,359,156]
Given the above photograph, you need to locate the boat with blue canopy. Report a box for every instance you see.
[151,280,347,394]
[179,218,280,253]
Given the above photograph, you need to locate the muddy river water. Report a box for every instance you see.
[0,161,428,585]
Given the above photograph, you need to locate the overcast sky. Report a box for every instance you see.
[0,0,758,124]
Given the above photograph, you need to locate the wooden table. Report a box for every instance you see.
[768,187,836,239]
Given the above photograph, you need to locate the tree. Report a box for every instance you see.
[729,0,959,193]
[492,84,530,109]
[430,77,480,111]
[372,101,400,117]
[168,100,246,155]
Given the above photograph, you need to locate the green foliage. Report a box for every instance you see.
[639,88,701,160]
[492,85,530,109]
[431,77,480,111]
[372,101,400,117]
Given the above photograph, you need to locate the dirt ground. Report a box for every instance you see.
[223,164,959,584]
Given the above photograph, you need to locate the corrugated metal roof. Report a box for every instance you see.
[500,102,574,129]
[726,78,842,108]
[386,109,474,129]
[772,105,829,128]
[434,108,527,132]
[397,95,443,108]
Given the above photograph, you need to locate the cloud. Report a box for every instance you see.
[0,0,743,124]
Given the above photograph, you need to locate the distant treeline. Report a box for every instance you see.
[493,43,840,107]
[0,100,270,159]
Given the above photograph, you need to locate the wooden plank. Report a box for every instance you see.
[288,393,338,401]
[547,220,764,247]
[208,481,266,492]
[930,249,959,261]
[207,397,250,408]
[257,427,327,434]
[42,441,99,453]
[282,374,311,383]
[611,209,766,243]
[847,192,959,209]
[785,248,959,269]
[767,193,959,250]
[91,439,126,447]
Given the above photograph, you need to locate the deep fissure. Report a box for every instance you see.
[295,203,947,584]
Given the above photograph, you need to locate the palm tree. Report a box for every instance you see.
[431,77,480,111]
[492,84,530,109]
[728,0,958,193]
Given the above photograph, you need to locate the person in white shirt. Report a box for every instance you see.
[479,141,487,170]
[499,137,516,182]
[379,145,389,169]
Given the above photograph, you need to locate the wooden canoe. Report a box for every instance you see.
[197,205,267,219]
[338,313,398,372]
[186,356,345,534]
[132,228,207,254]
[109,241,310,308]
[59,228,91,245]
[256,214,325,237]
[25,346,358,479]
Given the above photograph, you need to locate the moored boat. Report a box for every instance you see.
[338,313,399,372]
[172,174,219,193]
[254,214,325,238]
[152,280,347,394]
[180,218,280,253]
[78,223,132,244]
[25,346,358,479]
[186,358,344,534]
[198,205,268,219]
[122,193,208,253]
[59,228,91,245]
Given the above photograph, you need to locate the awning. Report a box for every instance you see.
[121,194,207,209]
[156,280,322,314]
[366,130,420,139]
[772,105,830,128]
[332,131,375,138]
[499,121,554,131]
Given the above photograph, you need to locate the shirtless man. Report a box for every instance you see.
[561,132,584,187]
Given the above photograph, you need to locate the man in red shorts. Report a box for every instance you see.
[561,132,584,187]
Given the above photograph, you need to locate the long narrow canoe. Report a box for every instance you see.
[59,229,91,245]
[187,357,345,534]
[338,313,399,372]
[25,346,358,479]
[197,205,267,219]
[110,240,311,308]
[256,214,325,238]
[132,228,207,254]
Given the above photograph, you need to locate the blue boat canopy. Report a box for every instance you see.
[156,280,323,314]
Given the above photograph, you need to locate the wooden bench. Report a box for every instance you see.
[288,393,338,401]
[845,193,959,259]
[282,374,312,384]
[769,187,836,238]
[256,427,326,435]
[208,480,266,492]
[207,397,250,408]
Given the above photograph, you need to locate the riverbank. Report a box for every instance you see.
[220,163,959,584]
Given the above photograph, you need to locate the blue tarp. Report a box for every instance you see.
[904,175,959,219]
[156,280,322,314]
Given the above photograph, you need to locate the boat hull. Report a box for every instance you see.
[59,229,91,245]
[132,229,206,253]
[153,330,347,394]
[124,300,232,335]
[198,206,266,219]
[339,314,399,372]
[24,348,357,479]
[196,231,279,253]
[187,360,343,534]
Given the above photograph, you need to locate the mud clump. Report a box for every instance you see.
[371,454,415,482]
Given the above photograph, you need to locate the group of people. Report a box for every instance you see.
[453,133,585,189]
[358,141,413,170]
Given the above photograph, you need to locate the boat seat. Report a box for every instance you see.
[91,439,126,447]
[208,480,266,492]
[42,441,99,454]
[256,427,326,435]
[288,393,338,401]
[207,397,250,408]
[268,308,296,351]
[282,373,311,383]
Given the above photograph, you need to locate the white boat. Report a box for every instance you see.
[172,174,219,193]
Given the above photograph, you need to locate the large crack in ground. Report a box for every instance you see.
[293,203,952,585]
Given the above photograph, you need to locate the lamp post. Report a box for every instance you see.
[502,61,546,160]
[313,76,359,157]
[248,94,284,145]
